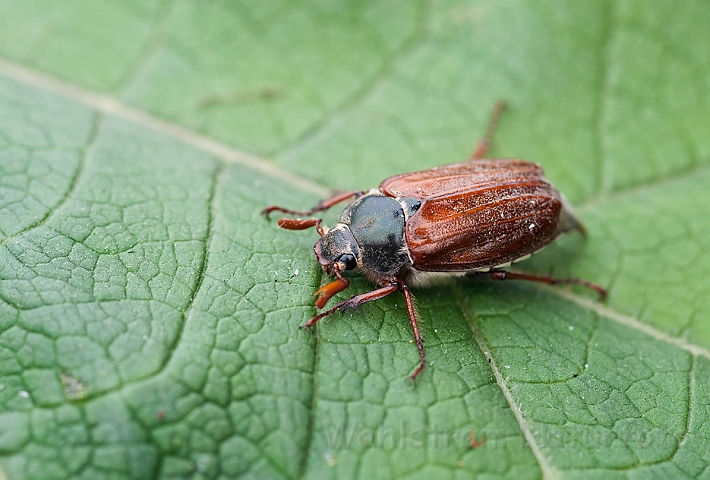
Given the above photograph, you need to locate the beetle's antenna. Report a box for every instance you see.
[276,217,323,233]
[313,276,350,309]
[312,264,350,308]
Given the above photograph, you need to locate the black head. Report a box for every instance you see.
[314,224,360,275]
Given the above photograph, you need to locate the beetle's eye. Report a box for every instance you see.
[339,254,357,271]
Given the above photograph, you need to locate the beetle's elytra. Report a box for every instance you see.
[263,102,606,381]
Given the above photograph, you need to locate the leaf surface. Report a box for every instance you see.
[0,1,709,479]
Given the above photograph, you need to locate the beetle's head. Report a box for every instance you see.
[311,224,360,308]
[314,224,360,276]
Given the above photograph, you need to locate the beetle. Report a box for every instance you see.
[263,102,606,381]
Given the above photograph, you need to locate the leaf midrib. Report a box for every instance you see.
[453,283,558,479]
[0,58,329,197]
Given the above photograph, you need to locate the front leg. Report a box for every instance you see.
[301,282,399,329]
[301,277,428,382]
[262,190,364,218]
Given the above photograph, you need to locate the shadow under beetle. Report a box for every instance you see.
[263,102,606,382]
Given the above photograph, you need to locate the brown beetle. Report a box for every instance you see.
[264,102,606,381]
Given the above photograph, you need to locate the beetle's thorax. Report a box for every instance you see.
[344,193,415,275]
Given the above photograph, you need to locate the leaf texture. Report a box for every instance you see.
[0,1,709,479]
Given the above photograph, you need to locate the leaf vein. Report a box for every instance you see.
[273,0,430,159]
[0,58,328,197]
[596,0,616,194]
[453,284,556,480]
[552,288,710,361]
[0,112,101,249]
[297,305,321,479]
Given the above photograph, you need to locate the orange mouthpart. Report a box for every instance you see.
[313,277,350,309]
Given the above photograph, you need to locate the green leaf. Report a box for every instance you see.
[1,1,709,479]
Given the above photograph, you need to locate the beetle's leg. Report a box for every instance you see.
[469,100,507,160]
[302,278,427,382]
[558,194,587,236]
[474,269,607,301]
[396,277,426,382]
[262,190,365,218]
[300,283,399,329]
